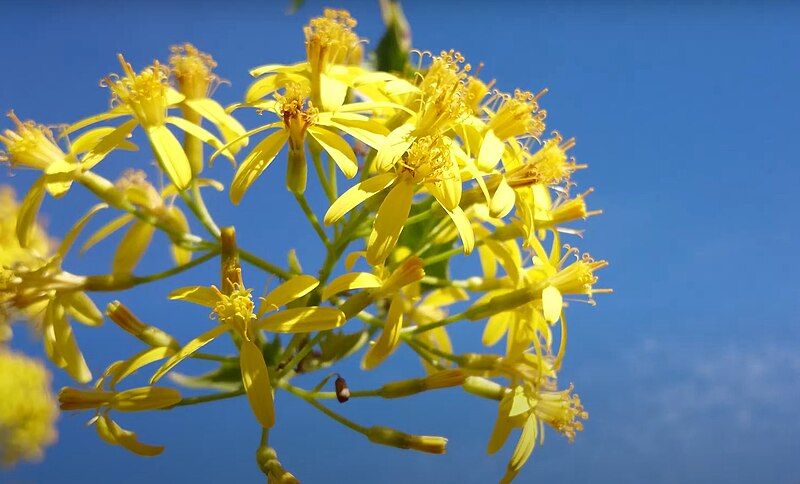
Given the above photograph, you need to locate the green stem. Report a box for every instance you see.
[294,192,330,247]
[277,381,380,400]
[310,148,335,203]
[171,388,245,407]
[186,181,221,238]
[282,384,369,435]
[83,250,218,291]
[191,352,235,363]
[276,332,324,379]
[238,248,292,280]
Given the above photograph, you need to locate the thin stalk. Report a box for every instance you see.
[281,384,369,435]
[294,192,330,247]
[171,388,245,407]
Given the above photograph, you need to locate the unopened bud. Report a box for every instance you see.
[107,301,179,349]
[378,369,466,398]
[464,284,544,320]
[287,249,303,275]
[220,226,243,293]
[335,375,350,403]
[366,426,447,454]
[257,446,300,484]
[462,376,506,401]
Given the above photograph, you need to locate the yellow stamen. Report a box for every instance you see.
[169,43,217,100]
[103,55,169,128]
[0,112,66,170]
[304,9,362,76]
[414,50,470,135]
[486,88,547,141]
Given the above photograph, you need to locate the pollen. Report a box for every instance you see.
[399,135,454,184]
[486,88,547,141]
[275,84,317,149]
[507,134,585,188]
[102,54,169,128]
[414,50,470,135]
[533,385,588,443]
[548,250,608,297]
[212,285,256,336]
[0,112,65,170]
[304,9,362,75]
[170,43,218,99]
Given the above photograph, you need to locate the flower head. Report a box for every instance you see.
[415,50,470,135]
[0,348,58,467]
[170,43,218,100]
[0,112,66,170]
[103,55,170,128]
[486,89,547,142]
[276,84,318,151]
[304,9,362,75]
[507,134,583,188]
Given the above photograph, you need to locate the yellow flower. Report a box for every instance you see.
[169,43,248,174]
[375,50,471,172]
[487,383,587,483]
[2,204,107,383]
[79,169,210,274]
[405,284,468,373]
[59,385,181,457]
[224,83,388,199]
[245,9,367,111]
[321,256,425,369]
[67,55,235,190]
[325,135,474,265]
[0,348,58,467]
[155,275,345,428]
[505,134,583,188]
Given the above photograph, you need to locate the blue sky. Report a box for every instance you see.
[2,1,799,482]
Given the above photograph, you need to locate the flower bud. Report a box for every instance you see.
[462,376,507,401]
[378,369,466,398]
[106,301,179,349]
[366,426,447,454]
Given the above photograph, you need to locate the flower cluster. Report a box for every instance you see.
[0,6,609,481]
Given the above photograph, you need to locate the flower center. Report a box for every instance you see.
[170,43,217,100]
[304,9,361,76]
[533,385,588,442]
[213,286,255,335]
[399,135,454,185]
[103,55,169,128]
[0,112,65,170]
[486,89,547,141]
[276,84,317,149]
[414,51,470,135]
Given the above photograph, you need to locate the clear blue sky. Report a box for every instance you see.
[3,1,799,482]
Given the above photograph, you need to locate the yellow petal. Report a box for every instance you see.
[366,179,414,266]
[82,118,138,169]
[182,98,248,152]
[487,409,514,455]
[362,293,404,370]
[240,339,275,428]
[482,313,510,347]
[257,307,345,333]
[230,130,289,204]
[323,173,395,225]
[308,126,358,178]
[375,124,415,172]
[443,205,474,255]
[165,206,192,266]
[485,239,521,283]
[69,126,138,155]
[58,202,107,259]
[109,347,174,388]
[344,251,367,270]
[477,129,505,171]
[63,107,131,136]
[63,291,103,327]
[426,155,462,211]
[168,286,221,307]
[490,176,516,218]
[80,214,134,254]
[150,324,228,384]
[44,159,77,197]
[508,413,538,472]
[321,114,389,149]
[541,286,563,323]
[96,415,165,457]
[48,301,92,383]
[319,72,348,111]
[166,116,233,162]
[321,272,382,301]
[16,176,45,248]
[145,124,192,190]
[112,220,156,275]
[260,275,319,313]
